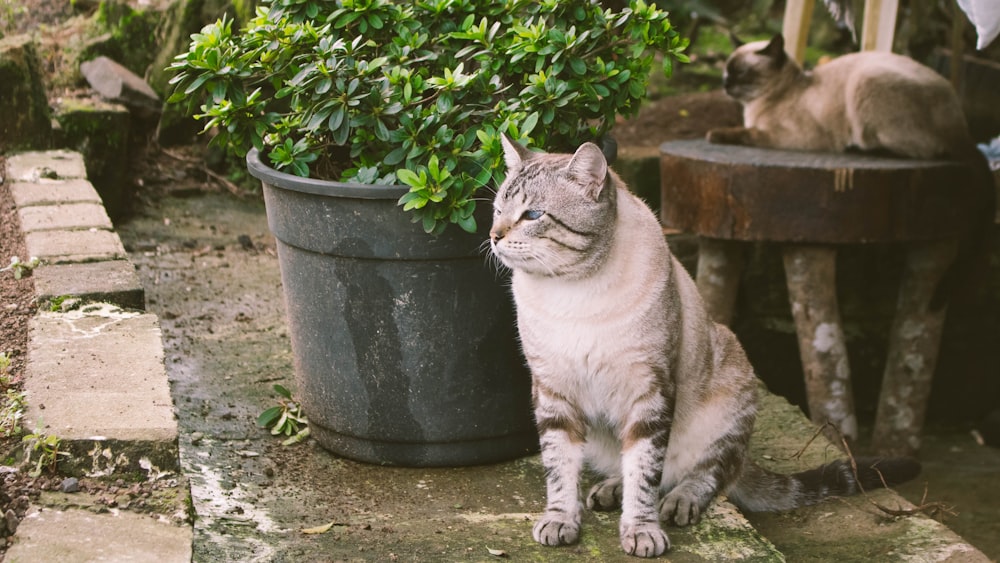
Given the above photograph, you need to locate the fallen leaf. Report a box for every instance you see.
[302,521,335,535]
[486,547,508,557]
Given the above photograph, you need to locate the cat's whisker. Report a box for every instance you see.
[528,247,561,278]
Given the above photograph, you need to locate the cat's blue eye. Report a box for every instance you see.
[521,210,545,221]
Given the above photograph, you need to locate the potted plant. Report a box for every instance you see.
[167,0,687,466]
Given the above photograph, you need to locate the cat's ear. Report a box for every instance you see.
[500,133,534,171]
[759,34,787,65]
[566,142,608,200]
[728,31,744,48]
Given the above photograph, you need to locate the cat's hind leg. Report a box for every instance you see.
[586,477,623,511]
[659,407,754,526]
[660,333,757,526]
[584,429,624,511]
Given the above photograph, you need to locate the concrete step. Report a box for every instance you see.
[6,150,190,562]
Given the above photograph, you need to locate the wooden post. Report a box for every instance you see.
[872,240,957,457]
[781,0,815,63]
[949,0,966,90]
[783,245,858,443]
[860,0,899,52]
[695,238,745,326]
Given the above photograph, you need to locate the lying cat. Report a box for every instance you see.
[708,33,994,307]
[708,34,975,159]
[489,134,919,558]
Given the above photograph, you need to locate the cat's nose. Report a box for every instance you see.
[490,227,506,242]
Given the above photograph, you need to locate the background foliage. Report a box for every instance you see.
[168,0,688,234]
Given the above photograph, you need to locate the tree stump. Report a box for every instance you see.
[660,140,978,454]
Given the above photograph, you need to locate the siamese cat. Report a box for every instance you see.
[709,34,976,159]
[709,33,995,307]
[490,134,920,558]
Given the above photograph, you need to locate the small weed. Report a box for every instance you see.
[0,352,25,437]
[0,0,27,34]
[1,389,26,438]
[48,295,70,311]
[0,351,10,385]
[23,430,70,477]
[1,256,40,280]
[257,384,310,446]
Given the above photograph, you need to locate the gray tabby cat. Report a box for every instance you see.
[489,134,919,557]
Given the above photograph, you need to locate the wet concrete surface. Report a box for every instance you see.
[116,189,1000,562]
[116,191,747,562]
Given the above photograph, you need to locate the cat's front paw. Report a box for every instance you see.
[532,513,581,546]
[706,127,746,145]
[620,521,670,557]
[586,477,623,511]
[659,489,704,527]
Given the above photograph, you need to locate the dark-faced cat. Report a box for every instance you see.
[709,33,995,307]
[709,34,976,159]
[489,134,920,557]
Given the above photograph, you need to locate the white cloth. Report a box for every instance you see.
[957,0,1000,50]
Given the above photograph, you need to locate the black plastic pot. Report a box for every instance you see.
[246,149,537,466]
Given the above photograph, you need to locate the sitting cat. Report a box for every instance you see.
[489,134,920,558]
[708,33,995,307]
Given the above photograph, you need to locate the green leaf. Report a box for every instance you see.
[273,384,293,399]
[457,213,477,233]
[258,406,283,427]
[521,112,539,136]
[396,168,422,187]
[421,213,437,234]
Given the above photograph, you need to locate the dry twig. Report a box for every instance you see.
[160,146,245,197]
[837,434,956,520]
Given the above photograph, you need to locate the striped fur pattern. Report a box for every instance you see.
[489,135,920,557]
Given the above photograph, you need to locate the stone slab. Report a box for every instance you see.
[5,149,87,181]
[745,390,991,562]
[5,507,191,563]
[80,56,161,115]
[9,179,103,207]
[24,229,126,263]
[17,202,113,232]
[25,303,177,443]
[33,260,144,310]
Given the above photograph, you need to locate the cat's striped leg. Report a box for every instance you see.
[617,396,672,557]
[532,398,586,546]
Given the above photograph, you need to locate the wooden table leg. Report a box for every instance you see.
[783,245,858,443]
[872,240,958,457]
[695,238,745,326]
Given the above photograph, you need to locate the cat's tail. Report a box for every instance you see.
[726,457,921,512]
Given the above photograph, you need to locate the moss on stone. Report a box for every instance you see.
[0,35,52,150]
[53,98,131,220]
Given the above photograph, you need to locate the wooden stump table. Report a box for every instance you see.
[659,140,978,456]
